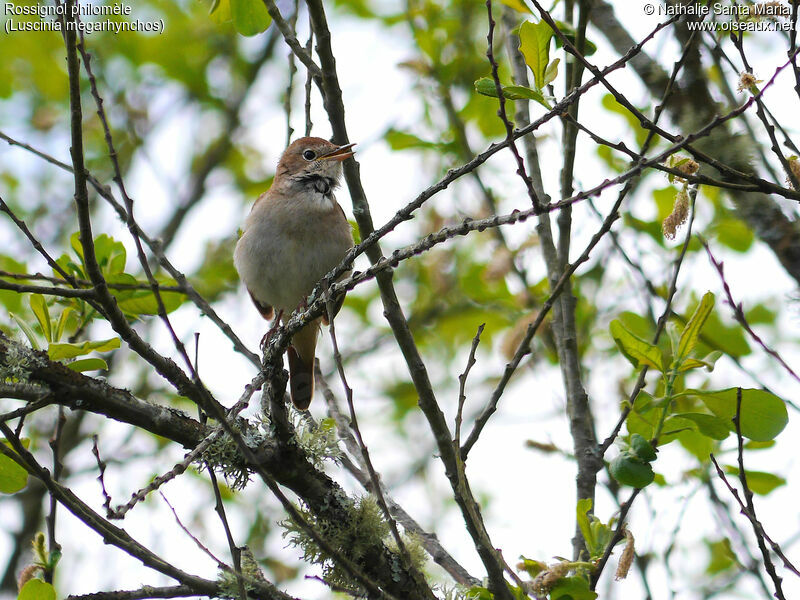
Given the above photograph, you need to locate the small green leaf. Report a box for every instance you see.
[706,538,738,574]
[29,294,51,343]
[500,0,532,12]
[676,428,714,461]
[696,310,751,358]
[713,217,754,253]
[550,576,598,600]
[210,0,232,23]
[744,440,775,450]
[518,20,553,90]
[542,57,560,87]
[610,452,655,488]
[93,234,127,275]
[113,276,184,316]
[677,350,722,372]
[384,128,442,151]
[230,0,272,36]
[465,586,493,600]
[609,320,663,371]
[48,338,120,360]
[677,291,714,361]
[18,579,56,600]
[722,466,786,496]
[0,441,28,494]
[674,412,730,440]
[67,357,109,372]
[630,433,657,461]
[518,556,547,577]
[684,388,788,441]
[602,94,649,146]
[474,78,550,107]
[552,20,598,56]
[9,313,41,350]
[54,307,74,343]
[576,498,594,550]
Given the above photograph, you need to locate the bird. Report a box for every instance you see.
[234,136,355,410]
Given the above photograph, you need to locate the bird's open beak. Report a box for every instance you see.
[318,142,356,162]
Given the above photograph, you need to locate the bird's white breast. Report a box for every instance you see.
[234,193,353,313]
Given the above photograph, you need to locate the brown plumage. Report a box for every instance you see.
[234,137,355,409]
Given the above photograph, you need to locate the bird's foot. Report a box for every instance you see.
[260,309,284,352]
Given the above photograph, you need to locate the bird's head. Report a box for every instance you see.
[276,136,356,185]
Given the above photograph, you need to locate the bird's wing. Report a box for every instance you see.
[248,289,274,320]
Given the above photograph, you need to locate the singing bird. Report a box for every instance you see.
[234,137,355,409]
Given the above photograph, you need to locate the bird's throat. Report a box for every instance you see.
[297,174,336,198]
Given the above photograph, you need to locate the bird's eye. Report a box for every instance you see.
[302,149,316,161]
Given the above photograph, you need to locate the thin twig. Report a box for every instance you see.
[261,0,322,80]
[702,241,800,385]
[91,435,114,518]
[591,188,699,586]
[0,422,223,597]
[324,284,431,595]
[316,367,480,587]
[455,324,485,450]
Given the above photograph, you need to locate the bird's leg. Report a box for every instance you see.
[260,309,285,351]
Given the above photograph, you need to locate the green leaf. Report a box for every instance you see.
[658,416,696,446]
[518,20,553,90]
[677,350,722,373]
[713,217,754,253]
[18,579,56,600]
[609,319,663,371]
[630,433,657,461]
[230,0,272,36]
[744,304,775,325]
[9,313,41,350]
[210,0,232,23]
[465,586,493,600]
[0,255,26,314]
[500,0,532,12]
[67,357,109,372]
[542,57,560,87]
[474,78,550,108]
[722,466,786,495]
[684,388,788,441]
[54,307,74,343]
[48,337,120,360]
[677,428,715,462]
[550,576,598,600]
[706,538,738,574]
[384,128,446,151]
[576,498,594,551]
[29,294,52,343]
[113,276,184,316]
[674,412,730,440]
[610,452,655,488]
[0,440,28,494]
[744,440,775,450]
[694,310,751,358]
[677,291,714,361]
[653,186,680,222]
[601,94,649,146]
[93,234,127,275]
[518,556,547,577]
[552,20,598,56]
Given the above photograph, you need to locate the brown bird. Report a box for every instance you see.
[234,137,355,409]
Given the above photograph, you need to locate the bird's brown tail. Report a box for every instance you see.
[287,346,314,410]
[287,324,318,410]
